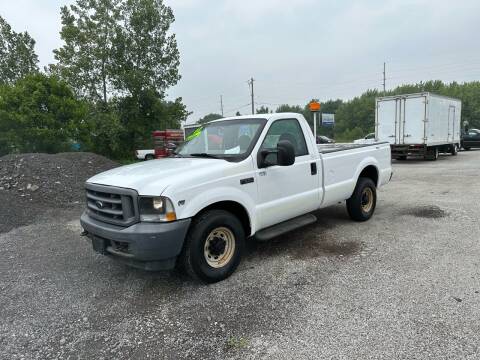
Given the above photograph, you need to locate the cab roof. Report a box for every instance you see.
[210,112,303,123]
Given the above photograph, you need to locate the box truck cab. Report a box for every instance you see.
[375,93,461,160]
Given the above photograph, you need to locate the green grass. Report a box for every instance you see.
[226,336,249,350]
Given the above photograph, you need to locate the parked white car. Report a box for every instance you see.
[81,113,392,282]
[135,149,155,160]
[354,133,376,144]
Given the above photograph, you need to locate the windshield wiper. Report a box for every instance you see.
[189,153,222,159]
[170,152,185,158]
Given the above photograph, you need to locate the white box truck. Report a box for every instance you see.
[375,92,461,160]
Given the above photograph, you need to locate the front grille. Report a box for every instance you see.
[85,183,139,226]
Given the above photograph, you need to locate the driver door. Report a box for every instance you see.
[255,118,320,230]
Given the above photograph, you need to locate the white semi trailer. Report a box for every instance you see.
[375,93,461,160]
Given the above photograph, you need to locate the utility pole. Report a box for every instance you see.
[220,95,224,117]
[248,77,255,114]
[383,62,386,95]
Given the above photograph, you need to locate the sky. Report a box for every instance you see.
[1,0,480,124]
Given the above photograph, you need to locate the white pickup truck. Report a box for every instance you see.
[135,149,155,160]
[81,113,392,282]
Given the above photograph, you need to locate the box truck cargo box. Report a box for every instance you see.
[375,93,461,160]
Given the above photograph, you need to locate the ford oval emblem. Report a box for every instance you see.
[96,200,104,209]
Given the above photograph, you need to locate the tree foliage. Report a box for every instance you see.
[197,113,223,124]
[0,15,39,85]
[256,105,271,114]
[115,91,189,155]
[114,0,181,97]
[51,0,121,103]
[0,74,87,155]
[52,0,180,105]
[45,0,187,159]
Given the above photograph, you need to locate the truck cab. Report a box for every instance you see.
[461,128,480,150]
[81,113,392,282]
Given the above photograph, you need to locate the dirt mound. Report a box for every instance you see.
[0,152,119,205]
[0,152,119,233]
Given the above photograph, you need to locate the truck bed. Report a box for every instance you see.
[317,142,387,153]
[316,142,392,208]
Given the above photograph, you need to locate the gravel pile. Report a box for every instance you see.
[0,152,119,233]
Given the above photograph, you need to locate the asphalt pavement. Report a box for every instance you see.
[1,150,479,359]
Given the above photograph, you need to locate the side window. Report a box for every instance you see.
[260,119,308,157]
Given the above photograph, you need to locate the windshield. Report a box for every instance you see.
[176,118,267,160]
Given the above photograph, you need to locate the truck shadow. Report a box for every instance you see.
[246,205,361,260]
[392,156,452,164]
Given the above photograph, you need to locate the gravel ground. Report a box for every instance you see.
[1,151,480,359]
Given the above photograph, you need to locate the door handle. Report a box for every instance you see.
[310,162,317,175]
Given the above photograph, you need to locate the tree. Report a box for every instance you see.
[115,91,189,157]
[0,74,87,155]
[52,0,180,105]
[52,0,122,104]
[114,0,181,98]
[256,105,271,114]
[276,104,304,114]
[0,15,39,84]
[197,113,223,124]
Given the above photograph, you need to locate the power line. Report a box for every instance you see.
[223,103,251,116]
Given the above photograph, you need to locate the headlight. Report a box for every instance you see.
[138,196,177,222]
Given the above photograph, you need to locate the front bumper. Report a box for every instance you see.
[80,211,191,270]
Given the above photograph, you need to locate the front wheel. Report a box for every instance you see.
[179,210,245,283]
[346,177,377,222]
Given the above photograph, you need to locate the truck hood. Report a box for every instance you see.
[87,157,228,195]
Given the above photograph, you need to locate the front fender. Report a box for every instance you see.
[173,186,257,236]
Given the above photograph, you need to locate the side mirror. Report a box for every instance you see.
[277,140,295,166]
[258,140,295,168]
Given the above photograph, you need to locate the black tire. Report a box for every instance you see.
[426,147,439,161]
[179,210,245,283]
[451,144,458,156]
[145,154,155,160]
[346,177,377,222]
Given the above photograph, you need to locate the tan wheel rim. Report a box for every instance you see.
[361,187,374,213]
[204,227,235,268]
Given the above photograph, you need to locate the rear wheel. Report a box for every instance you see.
[179,210,245,283]
[346,177,377,222]
[145,154,155,160]
[426,147,439,161]
[451,144,458,156]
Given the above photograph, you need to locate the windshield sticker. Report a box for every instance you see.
[186,127,203,141]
